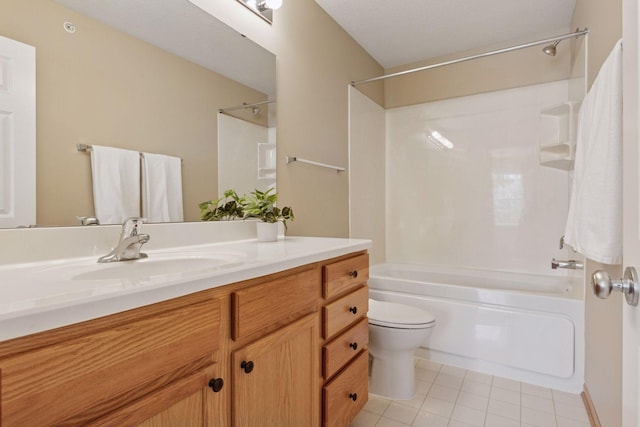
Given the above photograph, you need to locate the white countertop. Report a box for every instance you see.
[0,236,371,342]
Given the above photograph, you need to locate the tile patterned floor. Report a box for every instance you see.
[351,359,591,427]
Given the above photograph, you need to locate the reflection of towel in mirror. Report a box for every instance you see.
[564,39,623,265]
[141,152,183,223]
[90,145,141,225]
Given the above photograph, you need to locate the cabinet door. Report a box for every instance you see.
[0,298,220,426]
[232,313,319,427]
[94,363,221,427]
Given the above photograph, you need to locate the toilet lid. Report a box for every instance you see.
[368,299,436,329]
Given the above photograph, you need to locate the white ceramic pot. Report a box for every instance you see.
[256,221,278,242]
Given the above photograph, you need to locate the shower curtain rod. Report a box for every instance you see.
[219,99,276,114]
[351,28,589,86]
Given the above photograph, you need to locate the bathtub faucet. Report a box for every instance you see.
[551,258,584,270]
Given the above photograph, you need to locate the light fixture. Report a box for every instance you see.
[263,0,282,9]
[236,0,282,24]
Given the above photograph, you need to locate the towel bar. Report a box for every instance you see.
[76,144,182,162]
[285,155,346,173]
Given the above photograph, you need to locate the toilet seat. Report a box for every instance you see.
[368,299,435,329]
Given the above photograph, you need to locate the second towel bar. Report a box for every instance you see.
[285,155,346,173]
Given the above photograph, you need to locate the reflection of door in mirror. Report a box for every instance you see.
[0,35,35,228]
[218,113,276,197]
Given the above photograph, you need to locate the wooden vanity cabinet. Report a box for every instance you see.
[229,267,320,427]
[321,253,370,427]
[0,250,369,427]
[0,294,223,427]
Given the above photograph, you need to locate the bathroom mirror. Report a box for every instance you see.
[0,0,276,227]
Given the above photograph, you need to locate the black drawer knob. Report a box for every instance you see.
[208,378,224,392]
[349,342,358,351]
[241,360,254,374]
[349,306,358,315]
[349,270,358,278]
[349,393,358,401]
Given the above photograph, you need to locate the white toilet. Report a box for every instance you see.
[367,299,436,400]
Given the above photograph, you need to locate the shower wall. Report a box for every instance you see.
[351,80,577,275]
[349,87,386,264]
[217,114,273,197]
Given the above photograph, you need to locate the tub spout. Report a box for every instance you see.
[551,258,584,270]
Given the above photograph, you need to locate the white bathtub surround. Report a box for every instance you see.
[350,358,590,427]
[218,113,274,195]
[369,263,585,394]
[382,80,577,276]
[349,86,386,264]
[0,221,370,341]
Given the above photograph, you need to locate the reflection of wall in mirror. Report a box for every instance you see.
[0,0,269,227]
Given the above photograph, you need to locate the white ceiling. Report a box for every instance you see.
[314,0,577,69]
[54,0,276,97]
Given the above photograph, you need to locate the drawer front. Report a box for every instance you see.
[323,253,369,299]
[323,286,368,339]
[232,268,318,340]
[0,298,220,427]
[323,317,369,380]
[323,350,369,427]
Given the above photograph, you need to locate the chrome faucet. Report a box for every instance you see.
[77,216,100,226]
[98,217,150,263]
[551,258,584,270]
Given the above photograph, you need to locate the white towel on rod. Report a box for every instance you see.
[90,145,141,225]
[564,39,623,265]
[141,152,183,223]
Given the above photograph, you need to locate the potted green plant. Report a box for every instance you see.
[244,188,294,241]
[198,189,246,221]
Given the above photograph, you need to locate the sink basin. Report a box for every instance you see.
[72,255,242,281]
[30,251,246,282]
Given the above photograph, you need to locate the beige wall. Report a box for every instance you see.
[571,0,623,425]
[383,39,572,109]
[0,0,268,226]
[271,0,384,237]
[572,0,623,89]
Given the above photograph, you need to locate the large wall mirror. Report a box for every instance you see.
[0,0,276,227]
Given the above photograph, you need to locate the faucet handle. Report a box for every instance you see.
[122,217,147,236]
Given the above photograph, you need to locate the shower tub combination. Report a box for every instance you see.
[368,263,584,393]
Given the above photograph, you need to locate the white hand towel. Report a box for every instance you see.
[564,39,623,265]
[141,152,184,223]
[90,145,141,225]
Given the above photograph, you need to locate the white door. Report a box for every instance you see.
[622,0,640,425]
[0,35,35,228]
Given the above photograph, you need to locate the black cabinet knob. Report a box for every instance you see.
[208,378,224,392]
[349,270,358,278]
[349,393,358,401]
[241,360,254,374]
[349,342,358,351]
[349,306,358,315]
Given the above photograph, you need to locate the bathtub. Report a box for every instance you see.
[368,263,585,393]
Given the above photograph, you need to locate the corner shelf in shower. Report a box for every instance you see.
[539,101,580,171]
[258,143,276,188]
